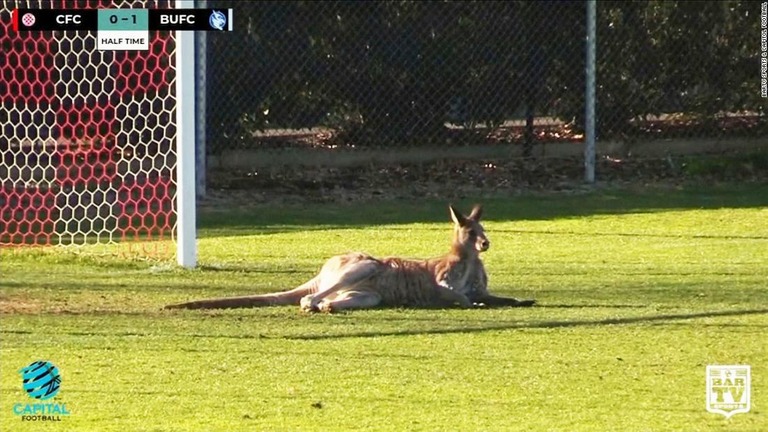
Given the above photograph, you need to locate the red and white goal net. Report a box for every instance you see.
[1,0,178,258]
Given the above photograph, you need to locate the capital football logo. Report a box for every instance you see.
[706,365,750,419]
[19,360,61,400]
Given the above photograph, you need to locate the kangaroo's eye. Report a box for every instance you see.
[468,229,476,236]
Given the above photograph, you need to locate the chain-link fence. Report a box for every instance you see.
[202,0,766,199]
[1,1,766,248]
[595,2,763,148]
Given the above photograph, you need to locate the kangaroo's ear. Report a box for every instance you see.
[449,205,468,226]
[468,204,483,221]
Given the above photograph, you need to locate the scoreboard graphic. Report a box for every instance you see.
[12,7,233,49]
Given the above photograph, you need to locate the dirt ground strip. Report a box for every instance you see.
[202,155,768,207]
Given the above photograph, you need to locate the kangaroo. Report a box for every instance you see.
[165,204,535,313]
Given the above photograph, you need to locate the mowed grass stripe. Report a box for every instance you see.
[1,186,766,431]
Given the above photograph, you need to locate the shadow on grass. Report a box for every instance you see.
[492,228,768,240]
[282,308,768,340]
[536,303,648,309]
[4,308,767,341]
[198,185,768,238]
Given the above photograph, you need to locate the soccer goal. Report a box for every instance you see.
[0,0,197,267]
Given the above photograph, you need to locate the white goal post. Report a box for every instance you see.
[175,0,196,268]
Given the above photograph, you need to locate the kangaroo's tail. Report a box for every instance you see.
[164,277,319,310]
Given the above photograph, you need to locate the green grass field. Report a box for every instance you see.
[1,185,767,431]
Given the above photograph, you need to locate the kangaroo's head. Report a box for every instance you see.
[449,204,489,255]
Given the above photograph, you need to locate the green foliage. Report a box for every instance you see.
[1,187,767,430]
[584,0,761,135]
[206,1,761,150]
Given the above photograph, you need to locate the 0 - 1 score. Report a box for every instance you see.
[110,13,137,24]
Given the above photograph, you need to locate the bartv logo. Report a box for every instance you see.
[706,365,751,419]
[13,360,71,422]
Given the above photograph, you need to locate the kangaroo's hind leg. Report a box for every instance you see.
[317,291,382,313]
[300,258,380,313]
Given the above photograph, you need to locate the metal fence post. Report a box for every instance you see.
[585,0,597,183]
[195,0,207,199]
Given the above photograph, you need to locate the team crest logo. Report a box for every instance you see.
[209,10,227,31]
[706,365,750,419]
